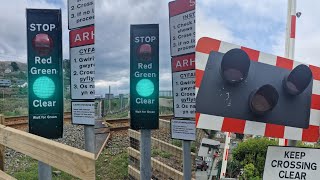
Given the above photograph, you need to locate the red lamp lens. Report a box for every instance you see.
[137,44,152,61]
[32,33,53,56]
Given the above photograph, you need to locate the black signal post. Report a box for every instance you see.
[130,24,159,130]
[27,9,63,139]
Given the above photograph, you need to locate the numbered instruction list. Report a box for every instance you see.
[68,0,94,29]
[70,44,95,100]
[170,10,195,56]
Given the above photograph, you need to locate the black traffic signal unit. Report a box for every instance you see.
[27,9,63,139]
[196,49,313,128]
[130,24,159,130]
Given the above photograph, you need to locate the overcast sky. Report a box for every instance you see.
[0,0,319,96]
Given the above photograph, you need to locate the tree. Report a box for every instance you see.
[226,159,241,178]
[232,138,277,177]
[241,163,261,180]
[17,71,27,80]
[11,62,19,71]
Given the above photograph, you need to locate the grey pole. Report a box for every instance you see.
[38,161,52,180]
[140,129,151,180]
[84,125,95,153]
[207,149,215,180]
[108,86,111,112]
[182,140,192,180]
[285,0,297,146]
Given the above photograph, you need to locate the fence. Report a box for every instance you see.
[159,90,173,97]
[0,115,95,180]
[128,128,197,180]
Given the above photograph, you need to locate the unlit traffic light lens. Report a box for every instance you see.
[32,33,54,56]
[221,48,250,84]
[137,43,152,61]
[249,84,279,116]
[136,78,154,97]
[283,64,312,95]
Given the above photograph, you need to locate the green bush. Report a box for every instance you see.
[241,163,261,180]
[232,138,277,177]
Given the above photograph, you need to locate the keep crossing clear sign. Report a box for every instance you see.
[263,146,319,180]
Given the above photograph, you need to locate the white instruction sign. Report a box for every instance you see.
[171,119,196,141]
[70,44,95,100]
[172,70,195,117]
[68,0,94,29]
[169,10,195,56]
[72,101,95,125]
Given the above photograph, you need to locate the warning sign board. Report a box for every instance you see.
[169,0,195,57]
[69,26,94,47]
[172,54,195,118]
[71,101,95,125]
[171,119,196,141]
[70,26,95,100]
[263,146,320,180]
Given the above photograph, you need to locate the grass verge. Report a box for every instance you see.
[96,148,129,180]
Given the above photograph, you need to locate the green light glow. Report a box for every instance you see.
[136,79,154,97]
[33,76,55,99]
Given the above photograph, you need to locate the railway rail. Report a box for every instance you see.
[4,113,173,130]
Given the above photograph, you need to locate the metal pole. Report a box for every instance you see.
[84,125,95,153]
[285,0,297,147]
[182,140,192,180]
[207,148,215,180]
[108,85,111,112]
[140,129,151,180]
[38,161,52,180]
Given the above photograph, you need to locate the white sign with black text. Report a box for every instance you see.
[169,10,195,57]
[68,0,94,29]
[172,70,195,117]
[72,101,95,125]
[263,146,319,180]
[171,119,196,141]
[70,44,95,100]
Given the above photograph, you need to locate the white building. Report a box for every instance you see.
[4,68,11,74]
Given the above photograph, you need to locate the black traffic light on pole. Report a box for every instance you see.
[27,9,63,139]
[196,48,313,128]
[130,24,159,130]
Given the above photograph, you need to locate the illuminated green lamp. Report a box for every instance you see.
[33,76,55,99]
[136,78,154,97]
